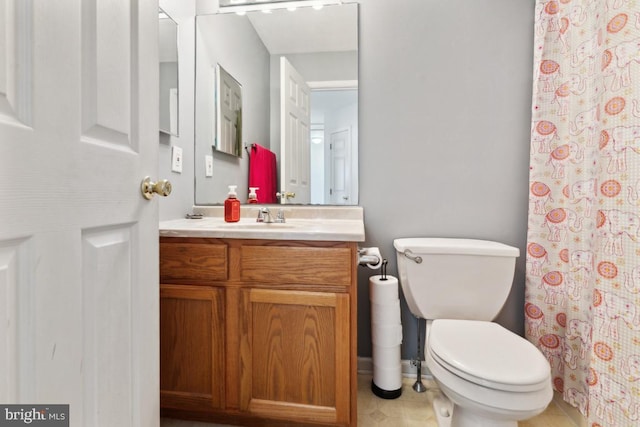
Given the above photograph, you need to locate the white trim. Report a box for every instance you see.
[552,392,585,427]
[15,0,32,126]
[218,0,342,14]
[357,356,434,380]
[0,0,33,127]
[307,80,358,90]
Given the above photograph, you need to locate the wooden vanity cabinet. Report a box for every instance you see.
[159,239,228,411]
[160,237,358,427]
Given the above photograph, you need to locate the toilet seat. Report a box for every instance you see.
[428,319,551,392]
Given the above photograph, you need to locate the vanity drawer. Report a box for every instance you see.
[239,245,352,286]
[160,239,228,283]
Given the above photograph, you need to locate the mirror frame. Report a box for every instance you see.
[158,7,179,137]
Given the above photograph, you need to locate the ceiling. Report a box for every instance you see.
[246,4,357,55]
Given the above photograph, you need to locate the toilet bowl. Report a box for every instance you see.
[393,238,553,427]
[426,319,552,427]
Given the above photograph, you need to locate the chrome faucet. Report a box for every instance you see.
[256,207,285,223]
[256,207,274,223]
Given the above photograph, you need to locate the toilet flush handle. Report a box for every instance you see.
[403,249,423,264]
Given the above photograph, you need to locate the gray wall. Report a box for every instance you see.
[159,0,196,221]
[160,0,536,360]
[194,13,271,205]
[357,0,535,359]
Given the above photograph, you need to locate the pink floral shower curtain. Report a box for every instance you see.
[526,1,640,426]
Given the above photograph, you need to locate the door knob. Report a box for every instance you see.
[141,176,172,200]
[276,191,296,200]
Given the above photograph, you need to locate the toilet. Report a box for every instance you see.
[393,238,552,427]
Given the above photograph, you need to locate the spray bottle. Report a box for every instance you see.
[248,187,259,204]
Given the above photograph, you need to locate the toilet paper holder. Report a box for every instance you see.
[359,254,380,265]
[358,247,382,268]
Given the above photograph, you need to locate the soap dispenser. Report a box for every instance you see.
[248,187,259,204]
[224,185,241,222]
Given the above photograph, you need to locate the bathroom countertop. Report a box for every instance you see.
[160,206,365,242]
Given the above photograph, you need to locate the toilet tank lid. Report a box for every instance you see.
[393,238,519,257]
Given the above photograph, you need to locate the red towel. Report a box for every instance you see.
[249,144,278,204]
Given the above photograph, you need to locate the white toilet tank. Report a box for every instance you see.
[393,238,520,321]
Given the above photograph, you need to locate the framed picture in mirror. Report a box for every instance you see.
[215,64,243,158]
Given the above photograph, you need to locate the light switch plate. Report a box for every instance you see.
[171,146,183,173]
[205,155,213,177]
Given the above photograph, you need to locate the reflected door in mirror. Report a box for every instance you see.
[281,57,310,204]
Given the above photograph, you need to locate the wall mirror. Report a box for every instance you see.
[159,8,179,136]
[194,2,358,205]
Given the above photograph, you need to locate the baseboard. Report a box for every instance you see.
[552,392,585,427]
[357,356,433,380]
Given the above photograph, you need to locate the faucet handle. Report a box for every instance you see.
[256,208,266,222]
[275,209,286,223]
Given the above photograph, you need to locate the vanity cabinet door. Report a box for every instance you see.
[239,288,351,425]
[160,284,225,411]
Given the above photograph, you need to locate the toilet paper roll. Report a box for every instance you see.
[372,356,402,391]
[371,302,401,323]
[370,272,403,394]
[360,247,383,269]
[369,275,400,305]
[371,323,403,347]
[372,344,402,366]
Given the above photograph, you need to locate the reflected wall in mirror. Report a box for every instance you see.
[194,3,358,205]
[159,8,179,136]
[216,64,243,157]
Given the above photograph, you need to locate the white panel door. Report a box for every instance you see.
[0,1,159,426]
[329,128,351,205]
[280,56,310,204]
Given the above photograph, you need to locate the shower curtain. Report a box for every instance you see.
[526,1,640,426]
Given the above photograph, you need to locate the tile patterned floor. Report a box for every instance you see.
[161,374,578,427]
[358,375,577,427]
